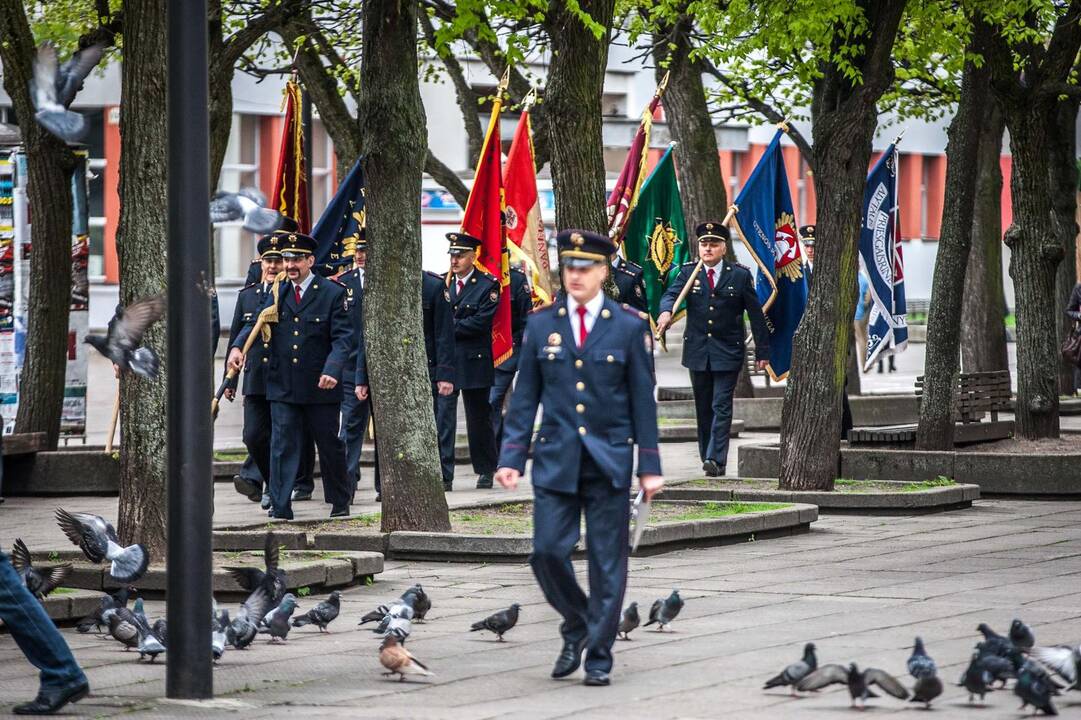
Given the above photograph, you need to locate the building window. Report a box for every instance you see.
[215,114,261,279]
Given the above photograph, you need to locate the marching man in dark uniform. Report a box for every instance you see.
[496,229,663,687]
[611,254,648,313]
[489,265,533,447]
[227,232,353,520]
[656,222,770,477]
[422,270,457,488]
[337,230,370,499]
[438,232,500,490]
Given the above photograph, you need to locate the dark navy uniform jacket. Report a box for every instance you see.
[660,260,770,373]
[422,271,455,385]
[234,276,353,404]
[498,296,662,494]
[227,281,273,396]
[449,269,500,389]
[495,267,533,373]
[613,257,648,313]
[336,267,367,386]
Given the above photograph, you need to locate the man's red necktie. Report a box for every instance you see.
[577,305,589,349]
[707,268,716,291]
[457,280,464,296]
[294,284,302,305]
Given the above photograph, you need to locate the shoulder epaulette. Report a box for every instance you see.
[510,266,526,276]
[424,270,443,280]
[326,277,347,289]
[240,282,259,291]
[620,303,649,321]
[623,259,643,272]
[734,262,751,271]
[681,261,698,267]
[617,266,638,277]
[477,270,499,284]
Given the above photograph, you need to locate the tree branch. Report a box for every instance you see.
[425,150,470,207]
[419,10,484,168]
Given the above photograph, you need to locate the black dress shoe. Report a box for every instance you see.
[291,489,313,501]
[233,475,262,502]
[443,480,453,492]
[260,493,271,510]
[551,638,586,679]
[330,506,350,518]
[475,474,493,489]
[374,494,381,503]
[583,670,610,686]
[14,682,89,715]
[702,460,722,477]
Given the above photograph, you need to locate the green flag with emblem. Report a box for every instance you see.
[619,144,688,320]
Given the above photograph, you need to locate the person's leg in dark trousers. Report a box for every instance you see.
[339,380,370,494]
[489,368,514,447]
[461,387,497,477]
[580,461,630,675]
[269,401,304,519]
[688,370,715,463]
[242,394,272,487]
[707,369,740,472]
[304,403,349,512]
[530,484,588,648]
[435,389,458,487]
[841,375,853,439]
[0,552,88,713]
[294,428,316,498]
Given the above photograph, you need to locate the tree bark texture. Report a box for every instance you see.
[915,32,991,451]
[777,0,906,491]
[358,0,451,533]
[1050,99,1079,396]
[0,0,77,450]
[116,0,169,554]
[543,0,615,233]
[960,105,1008,374]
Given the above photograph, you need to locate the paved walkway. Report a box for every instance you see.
[2,498,1080,718]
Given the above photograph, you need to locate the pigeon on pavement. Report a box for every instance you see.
[977,622,1017,658]
[470,603,520,641]
[798,663,909,709]
[380,634,433,682]
[55,508,149,582]
[10,538,71,600]
[1016,660,1059,716]
[906,637,942,708]
[212,607,228,663]
[378,616,412,643]
[84,295,166,380]
[360,601,415,627]
[210,189,283,235]
[226,586,269,650]
[226,533,288,607]
[258,593,297,643]
[1011,618,1036,650]
[292,590,341,632]
[617,602,640,641]
[959,651,995,704]
[763,642,817,695]
[1031,645,1081,691]
[30,41,106,142]
[400,584,431,621]
[108,608,141,650]
[75,586,134,633]
[644,590,683,632]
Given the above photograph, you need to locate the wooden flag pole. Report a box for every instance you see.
[105,383,120,453]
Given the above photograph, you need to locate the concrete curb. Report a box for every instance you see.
[658,394,920,430]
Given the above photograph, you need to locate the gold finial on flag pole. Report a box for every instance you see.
[498,66,511,93]
[656,70,671,97]
[893,127,907,146]
[522,85,538,111]
[777,116,791,133]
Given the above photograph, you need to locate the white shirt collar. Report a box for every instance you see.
[295,272,315,294]
[703,260,724,271]
[455,268,474,286]
[567,290,605,319]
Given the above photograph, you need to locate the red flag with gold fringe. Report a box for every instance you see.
[271,80,310,233]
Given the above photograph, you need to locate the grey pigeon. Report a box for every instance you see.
[1016,660,1059,715]
[906,638,942,708]
[644,590,683,631]
[959,651,995,704]
[469,603,520,641]
[400,584,430,621]
[378,615,412,643]
[1032,645,1081,691]
[1011,618,1036,650]
[212,606,228,663]
[798,662,909,709]
[55,508,149,582]
[976,637,1023,682]
[108,608,140,650]
[258,593,297,642]
[11,538,71,600]
[373,605,415,635]
[30,41,105,142]
[83,295,165,380]
[225,533,287,607]
[209,189,282,235]
[226,586,269,650]
[617,602,640,640]
[977,622,1017,658]
[75,586,134,633]
[360,600,414,627]
[152,618,168,646]
[292,590,341,632]
[763,642,817,695]
[136,602,167,665]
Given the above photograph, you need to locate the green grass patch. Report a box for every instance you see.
[213,451,247,462]
[899,476,955,492]
[451,503,533,535]
[654,501,790,522]
[49,587,77,596]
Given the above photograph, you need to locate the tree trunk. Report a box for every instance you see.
[0,0,77,450]
[358,0,450,533]
[1050,99,1080,396]
[543,0,615,233]
[208,75,233,190]
[777,0,906,491]
[960,105,1008,374]
[915,33,991,450]
[845,326,862,396]
[116,0,169,554]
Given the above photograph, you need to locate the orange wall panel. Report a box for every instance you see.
[897,153,923,239]
[103,106,121,284]
[924,155,946,239]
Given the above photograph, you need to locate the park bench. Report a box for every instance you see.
[0,431,48,501]
[848,370,1014,447]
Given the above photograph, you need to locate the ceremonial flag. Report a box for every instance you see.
[606,72,669,243]
[502,108,552,306]
[271,80,310,233]
[731,129,808,380]
[859,144,908,370]
[620,144,688,319]
[311,158,365,277]
[461,81,512,366]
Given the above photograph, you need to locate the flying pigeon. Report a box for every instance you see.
[292,590,341,632]
[10,538,71,600]
[906,637,942,708]
[400,584,431,621]
[959,651,995,704]
[210,189,283,235]
[225,533,288,607]
[55,508,149,582]
[30,41,106,142]
[225,586,269,650]
[84,295,166,380]
[798,663,909,709]
[763,643,817,695]
[1016,660,1059,716]
[107,607,141,650]
[1011,618,1036,650]
[644,590,683,632]
[380,634,433,682]
[617,602,640,641]
[258,593,297,643]
[75,586,134,633]
[469,603,520,641]
[1031,645,1081,691]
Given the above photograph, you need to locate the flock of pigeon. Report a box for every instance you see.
[763,619,1080,714]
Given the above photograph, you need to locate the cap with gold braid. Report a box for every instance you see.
[276,231,318,258]
[799,224,815,247]
[695,221,731,243]
[446,231,482,256]
[556,229,615,267]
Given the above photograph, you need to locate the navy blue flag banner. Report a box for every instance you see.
[311,158,365,277]
[731,129,808,380]
[858,144,908,371]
